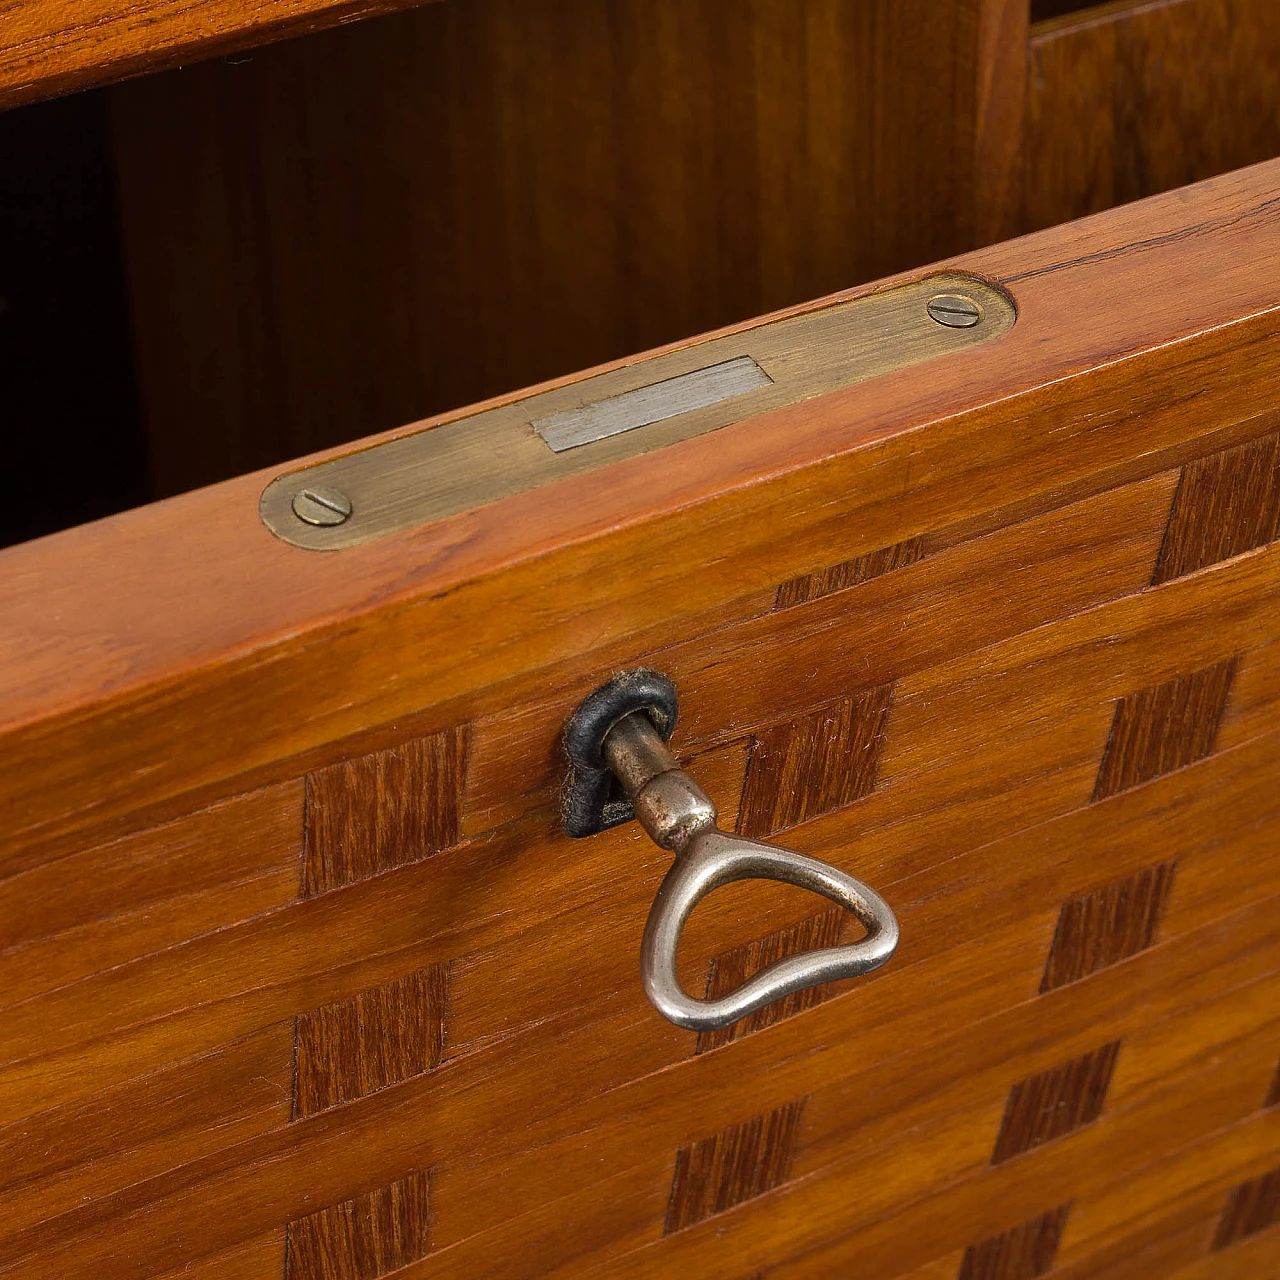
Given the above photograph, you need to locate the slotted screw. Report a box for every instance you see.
[291,486,352,526]
[926,294,982,328]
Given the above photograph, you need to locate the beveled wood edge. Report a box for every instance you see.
[0,0,439,112]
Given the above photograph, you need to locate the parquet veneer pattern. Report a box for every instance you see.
[293,966,448,1119]
[11,181,1280,1279]
[286,1171,431,1280]
[737,687,894,839]
[9,798,1280,1277]
[1040,863,1176,993]
[664,1101,806,1235]
[303,727,467,896]
[774,537,926,610]
[1153,430,1280,586]
[1093,661,1237,802]
[1211,1167,1280,1251]
[957,1204,1070,1280]
[6,701,1276,1277]
[695,907,843,1054]
[991,1042,1120,1165]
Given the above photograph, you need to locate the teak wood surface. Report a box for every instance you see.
[3,160,1280,1278]
[107,0,1026,496]
[97,0,1280,499]
[0,0,439,109]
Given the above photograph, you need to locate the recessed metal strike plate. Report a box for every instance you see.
[260,272,1015,550]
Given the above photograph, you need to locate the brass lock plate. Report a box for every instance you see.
[259,272,1015,551]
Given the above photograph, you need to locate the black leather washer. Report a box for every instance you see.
[562,669,679,838]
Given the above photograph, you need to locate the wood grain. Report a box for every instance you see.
[6,629,1274,1144]
[154,1232,286,1280]
[449,537,1280,1059]
[958,1204,1070,1280]
[1041,863,1176,993]
[462,471,1174,837]
[9,627,1277,1171]
[972,0,1029,247]
[0,1023,293,1240]
[1153,430,1280,585]
[1175,1223,1280,1278]
[293,966,447,1119]
[287,1170,431,1280]
[107,0,1018,499]
[6,167,1280,862]
[1093,661,1237,801]
[725,1044,1280,1280]
[694,907,843,1054]
[1024,0,1280,234]
[20,868,1277,1277]
[18,730,1280,1276]
[1045,1195,1218,1280]
[304,728,467,896]
[774,538,925,610]
[0,781,302,1004]
[6,161,1280,1279]
[1211,1166,1280,1251]
[607,1003,1280,1280]
[991,1041,1121,1164]
[664,1101,805,1235]
[0,0,437,110]
[1268,1061,1280,1110]
[736,687,893,839]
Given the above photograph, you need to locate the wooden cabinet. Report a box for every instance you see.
[2,4,1280,1278]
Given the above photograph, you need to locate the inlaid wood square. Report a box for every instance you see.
[1040,862,1175,992]
[957,1205,1070,1280]
[1153,430,1280,585]
[1093,660,1237,802]
[695,907,843,1054]
[304,726,468,896]
[737,686,893,839]
[287,1171,431,1280]
[664,1100,806,1235]
[1211,1167,1280,1251]
[991,1042,1120,1164]
[774,536,925,609]
[293,966,447,1119]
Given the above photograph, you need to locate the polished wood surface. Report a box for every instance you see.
[102,0,1280,506]
[0,0,436,110]
[2,164,1280,1276]
[107,0,1021,497]
[9,162,1280,852]
[1024,0,1280,233]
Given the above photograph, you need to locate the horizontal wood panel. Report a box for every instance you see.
[685,1072,1280,1280]
[419,994,1280,1280]
[0,1022,294,1240]
[461,471,1176,833]
[6,159,1280,1277]
[11,760,1280,1276]
[152,1231,285,1280]
[1046,1200,1219,1280]
[0,781,301,1004]
[6,602,1277,1127]
[1173,1223,1280,1279]
[4,166,1280,865]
